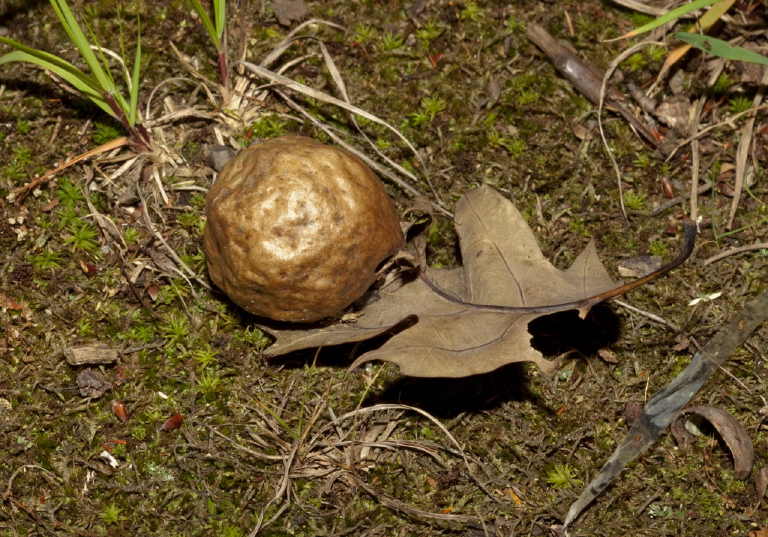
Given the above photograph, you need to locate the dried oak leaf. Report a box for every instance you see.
[671,405,754,480]
[258,185,619,377]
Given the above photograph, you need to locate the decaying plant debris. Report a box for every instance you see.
[1,0,768,536]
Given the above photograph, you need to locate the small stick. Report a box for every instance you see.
[526,23,665,155]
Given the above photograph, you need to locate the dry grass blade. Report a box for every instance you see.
[348,472,479,523]
[596,40,666,221]
[665,103,768,159]
[135,182,211,291]
[608,0,667,17]
[309,34,444,206]
[260,18,350,69]
[274,89,436,207]
[334,403,495,499]
[236,61,430,188]
[8,136,130,202]
[726,68,768,229]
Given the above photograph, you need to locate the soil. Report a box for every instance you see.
[1,0,768,536]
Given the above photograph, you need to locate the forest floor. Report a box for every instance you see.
[1,0,768,535]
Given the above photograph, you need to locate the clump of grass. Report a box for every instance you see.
[186,0,228,90]
[0,0,150,150]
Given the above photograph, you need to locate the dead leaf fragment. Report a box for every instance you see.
[272,0,309,26]
[671,406,754,480]
[76,369,112,399]
[260,185,619,378]
[755,467,768,507]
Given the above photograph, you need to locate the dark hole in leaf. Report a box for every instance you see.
[528,303,621,357]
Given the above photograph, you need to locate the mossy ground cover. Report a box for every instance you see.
[1,0,767,535]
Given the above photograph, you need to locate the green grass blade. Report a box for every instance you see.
[49,0,113,90]
[214,0,226,41]
[187,0,221,50]
[0,45,114,117]
[675,32,768,66]
[129,20,142,126]
[622,0,721,38]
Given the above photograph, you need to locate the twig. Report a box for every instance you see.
[703,242,768,265]
[8,136,130,203]
[564,286,768,528]
[614,299,681,332]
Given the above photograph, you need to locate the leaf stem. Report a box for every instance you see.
[419,220,697,315]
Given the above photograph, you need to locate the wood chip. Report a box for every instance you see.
[64,343,118,366]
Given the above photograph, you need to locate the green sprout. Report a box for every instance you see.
[56,207,81,229]
[505,17,524,33]
[76,319,93,338]
[93,121,122,145]
[623,191,647,211]
[189,344,219,369]
[404,111,429,129]
[546,463,583,488]
[416,18,443,43]
[354,24,378,43]
[4,161,24,182]
[460,1,482,22]
[16,119,31,134]
[13,146,33,164]
[221,526,244,537]
[649,238,669,256]
[379,31,404,52]
[632,153,651,168]
[177,211,202,230]
[37,215,54,229]
[250,114,287,139]
[713,72,734,95]
[0,0,150,150]
[624,52,647,72]
[56,178,85,208]
[123,227,141,244]
[64,221,100,252]
[186,0,228,89]
[234,326,270,350]
[421,96,447,121]
[648,44,666,62]
[100,503,126,525]
[197,369,223,397]
[161,312,190,348]
[728,95,752,115]
[29,249,64,271]
[487,130,526,156]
